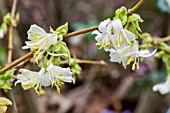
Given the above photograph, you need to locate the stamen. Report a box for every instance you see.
[136,63,139,69]
[122,31,132,45]
[32,34,40,41]
[132,63,136,70]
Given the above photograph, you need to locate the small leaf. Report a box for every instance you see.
[2,82,12,90]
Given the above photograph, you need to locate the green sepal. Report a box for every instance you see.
[115,6,128,26]
[0,69,15,90]
[1,81,12,90]
[58,41,71,64]
[54,57,61,66]
[50,22,68,36]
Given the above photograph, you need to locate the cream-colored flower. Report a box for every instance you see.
[109,41,157,70]
[22,24,58,62]
[15,68,50,96]
[46,63,75,94]
[153,75,170,95]
[0,97,12,113]
[15,64,75,95]
[92,18,135,51]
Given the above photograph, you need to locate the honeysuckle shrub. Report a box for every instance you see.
[0,6,170,112]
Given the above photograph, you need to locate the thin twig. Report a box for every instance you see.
[64,26,98,38]
[61,59,107,66]
[128,0,145,13]
[0,0,145,74]
[6,0,18,113]
[159,36,170,42]
[153,35,170,45]
[7,0,18,64]
[0,51,34,74]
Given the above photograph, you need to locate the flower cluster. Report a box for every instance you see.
[92,18,156,70]
[0,97,12,113]
[15,63,75,95]
[15,23,75,95]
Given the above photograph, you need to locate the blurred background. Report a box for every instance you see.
[0,0,170,113]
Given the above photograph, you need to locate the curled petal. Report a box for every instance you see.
[27,24,46,40]
[98,18,110,32]
[138,49,157,57]
[112,19,123,31]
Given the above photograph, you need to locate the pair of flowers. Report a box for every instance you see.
[15,63,75,95]
[92,18,156,70]
[15,24,74,95]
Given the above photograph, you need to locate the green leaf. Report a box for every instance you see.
[3,13,12,24]
[155,51,165,58]
[160,42,168,47]
[2,82,11,90]
[0,69,15,90]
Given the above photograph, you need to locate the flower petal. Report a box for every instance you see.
[27,24,47,40]
[0,97,12,105]
[121,29,136,41]
[98,18,110,32]
[138,49,157,57]
[112,19,123,31]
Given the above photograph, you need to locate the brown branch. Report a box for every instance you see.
[153,35,170,45]
[7,0,18,64]
[0,51,34,74]
[6,0,18,113]
[128,0,145,13]
[61,59,107,66]
[158,36,170,42]
[64,26,98,38]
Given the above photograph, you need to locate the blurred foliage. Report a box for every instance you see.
[0,69,15,90]
[0,44,7,67]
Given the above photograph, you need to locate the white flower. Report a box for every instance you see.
[46,63,75,94]
[15,68,50,95]
[0,97,12,113]
[109,41,157,70]
[15,64,75,95]
[166,0,170,9]
[0,29,4,39]
[92,18,135,51]
[153,75,170,95]
[92,18,113,51]
[22,24,58,62]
